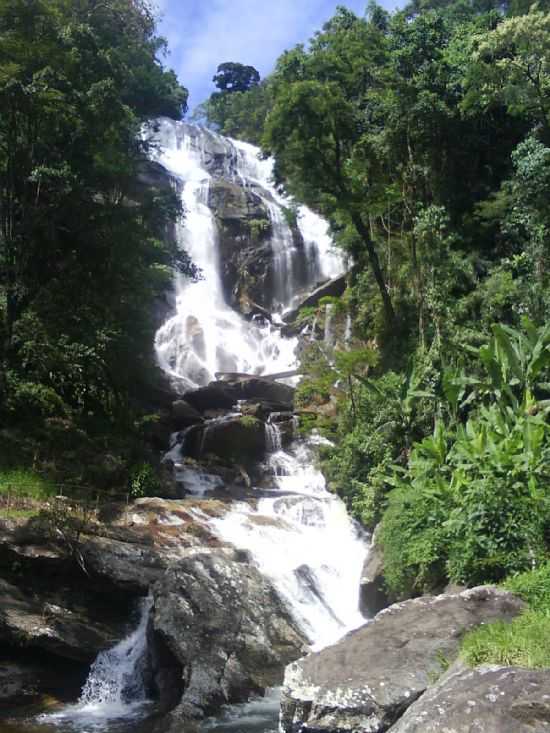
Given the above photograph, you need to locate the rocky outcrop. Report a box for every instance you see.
[280,586,525,733]
[152,549,306,723]
[208,179,274,310]
[0,497,307,721]
[389,662,550,732]
[0,577,119,662]
[360,525,393,617]
[184,378,294,413]
[196,415,267,468]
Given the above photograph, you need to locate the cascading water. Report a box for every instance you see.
[150,118,368,649]
[149,118,346,390]
[38,597,153,731]
[210,437,367,651]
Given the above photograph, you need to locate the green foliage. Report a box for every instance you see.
[0,0,192,487]
[379,321,550,597]
[461,610,550,669]
[129,463,161,499]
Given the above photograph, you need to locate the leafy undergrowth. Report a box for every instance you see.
[461,563,550,669]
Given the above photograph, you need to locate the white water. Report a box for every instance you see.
[39,598,153,729]
[211,437,367,651]
[149,119,346,389]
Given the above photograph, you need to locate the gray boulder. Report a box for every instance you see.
[389,662,550,732]
[280,586,525,733]
[152,549,307,722]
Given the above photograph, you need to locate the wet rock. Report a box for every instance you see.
[280,586,525,733]
[389,662,550,732]
[0,662,38,703]
[184,378,294,413]
[171,400,204,430]
[184,382,237,412]
[360,525,393,617]
[152,549,307,722]
[194,415,267,468]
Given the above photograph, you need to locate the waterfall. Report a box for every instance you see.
[265,420,282,453]
[150,121,368,653]
[79,596,152,709]
[40,597,153,728]
[324,303,335,348]
[149,118,346,389]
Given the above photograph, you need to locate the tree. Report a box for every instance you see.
[264,10,397,324]
[0,0,190,421]
[465,8,550,139]
[213,62,260,93]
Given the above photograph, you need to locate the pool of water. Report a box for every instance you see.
[0,689,281,733]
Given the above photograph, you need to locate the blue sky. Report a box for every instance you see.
[155,1,401,112]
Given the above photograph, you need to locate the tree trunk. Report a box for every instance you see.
[351,212,395,324]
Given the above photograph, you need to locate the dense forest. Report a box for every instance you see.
[0,0,191,495]
[200,0,550,663]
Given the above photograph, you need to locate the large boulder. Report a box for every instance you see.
[152,549,307,722]
[280,586,525,733]
[389,662,550,732]
[284,272,349,324]
[191,415,268,468]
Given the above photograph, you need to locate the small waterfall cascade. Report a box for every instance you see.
[149,118,346,390]
[265,419,283,453]
[324,303,335,348]
[39,597,153,729]
[79,596,152,708]
[210,437,367,651]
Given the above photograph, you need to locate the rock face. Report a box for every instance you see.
[153,549,306,722]
[280,586,525,733]
[184,378,295,414]
[208,179,275,310]
[284,271,349,324]
[359,525,392,617]
[0,499,307,721]
[389,663,550,732]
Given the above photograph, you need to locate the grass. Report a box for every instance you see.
[0,468,56,499]
[460,562,550,669]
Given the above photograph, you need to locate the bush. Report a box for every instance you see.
[129,463,161,499]
[380,321,550,596]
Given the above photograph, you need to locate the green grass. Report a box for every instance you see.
[460,562,550,669]
[0,468,56,501]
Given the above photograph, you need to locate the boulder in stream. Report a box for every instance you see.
[152,549,307,723]
[280,586,525,733]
